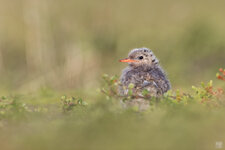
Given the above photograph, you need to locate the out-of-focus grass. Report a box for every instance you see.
[0,72,224,150]
[0,93,225,150]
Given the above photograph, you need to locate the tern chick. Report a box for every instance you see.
[119,47,171,110]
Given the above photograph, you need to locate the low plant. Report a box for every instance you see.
[61,95,88,113]
[216,68,225,81]
[0,96,30,119]
[101,68,225,109]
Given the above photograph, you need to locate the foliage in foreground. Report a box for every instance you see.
[0,69,224,118]
[101,68,225,109]
[0,69,224,150]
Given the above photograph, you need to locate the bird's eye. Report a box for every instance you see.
[138,56,144,60]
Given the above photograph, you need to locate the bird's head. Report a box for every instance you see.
[119,48,159,68]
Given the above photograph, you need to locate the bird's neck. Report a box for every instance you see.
[130,64,157,71]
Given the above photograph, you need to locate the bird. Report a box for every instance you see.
[119,47,171,111]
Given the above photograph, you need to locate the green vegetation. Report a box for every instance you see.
[0,69,224,150]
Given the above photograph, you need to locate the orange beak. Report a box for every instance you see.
[119,58,138,63]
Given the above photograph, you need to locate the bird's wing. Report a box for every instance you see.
[142,80,158,89]
[145,68,171,94]
[140,80,162,96]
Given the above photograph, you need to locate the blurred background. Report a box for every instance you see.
[0,0,224,93]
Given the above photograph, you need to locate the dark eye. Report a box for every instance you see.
[138,56,144,60]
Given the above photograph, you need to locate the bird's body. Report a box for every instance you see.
[120,65,170,97]
[119,48,171,110]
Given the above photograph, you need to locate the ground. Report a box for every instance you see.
[0,71,224,150]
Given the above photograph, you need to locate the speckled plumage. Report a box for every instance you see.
[119,47,171,111]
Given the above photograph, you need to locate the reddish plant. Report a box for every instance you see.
[217,68,225,81]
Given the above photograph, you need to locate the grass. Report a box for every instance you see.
[0,69,224,150]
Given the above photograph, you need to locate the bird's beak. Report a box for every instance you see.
[119,58,138,63]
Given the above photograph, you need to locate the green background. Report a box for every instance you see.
[0,0,224,93]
